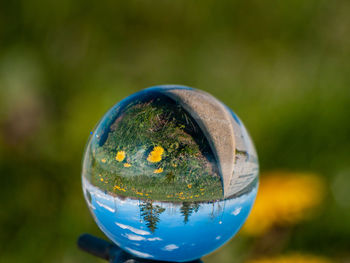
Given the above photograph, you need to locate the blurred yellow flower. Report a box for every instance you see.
[115,151,125,162]
[124,163,132,167]
[243,171,325,236]
[187,184,192,189]
[101,158,107,163]
[147,146,164,163]
[154,167,163,173]
[246,253,332,263]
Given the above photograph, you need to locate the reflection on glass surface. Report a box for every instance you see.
[82,85,259,262]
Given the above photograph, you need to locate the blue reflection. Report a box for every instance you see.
[83,178,258,262]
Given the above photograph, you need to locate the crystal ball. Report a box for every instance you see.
[82,85,259,262]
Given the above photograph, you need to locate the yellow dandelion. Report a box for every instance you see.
[115,151,126,162]
[246,253,333,263]
[100,178,104,182]
[124,163,132,167]
[187,184,192,189]
[153,167,164,174]
[101,158,107,163]
[153,146,164,154]
[243,171,325,236]
[147,146,164,163]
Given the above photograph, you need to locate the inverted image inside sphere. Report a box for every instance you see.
[82,85,259,262]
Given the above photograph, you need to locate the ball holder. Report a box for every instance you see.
[77,234,202,263]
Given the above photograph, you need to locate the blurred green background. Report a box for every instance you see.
[0,0,350,262]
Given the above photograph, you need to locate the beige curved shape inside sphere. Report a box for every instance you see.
[163,88,237,198]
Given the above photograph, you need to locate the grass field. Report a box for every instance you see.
[85,93,223,202]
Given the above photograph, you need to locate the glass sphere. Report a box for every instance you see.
[82,85,259,262]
